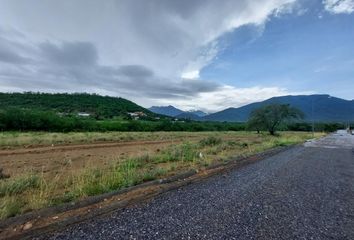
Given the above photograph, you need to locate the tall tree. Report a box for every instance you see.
[248,104,304,135]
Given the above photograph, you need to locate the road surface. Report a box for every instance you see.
[39,131,354,240]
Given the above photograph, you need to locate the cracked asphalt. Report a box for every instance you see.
[39,131,354,240]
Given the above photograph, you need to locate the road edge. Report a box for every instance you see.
[0,145,297,240]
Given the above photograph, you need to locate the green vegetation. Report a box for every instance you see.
[0,175,40,197]
[247,104,304,135]
[199,136,222,147]
[0,93,345,133]
[0,131,324,219]
[0,92,154,119]
[0,108,246,132]
[287,122,344,132]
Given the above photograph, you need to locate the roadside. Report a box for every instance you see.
[0,145,292,240]
[37,131,354,240]
[0,131,322,239]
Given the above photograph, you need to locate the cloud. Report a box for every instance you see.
[0,38,220,100]
[0,47,29,64]
[39,41,98,66]
[0,30,34,64]
[156,85,309,112]
[323,0,354,14]
[0,0,299,110]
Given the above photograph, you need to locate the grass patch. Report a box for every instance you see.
[156,142,199,163]
[199,136,222,147]
[0,131,221,149]
[0,196,25,219]
[0,175,40,197]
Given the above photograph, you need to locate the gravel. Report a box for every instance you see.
[38,132,354,240]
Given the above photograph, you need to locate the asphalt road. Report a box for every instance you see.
[40,131,354,240]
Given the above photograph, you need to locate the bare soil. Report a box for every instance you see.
[0,139,186,179]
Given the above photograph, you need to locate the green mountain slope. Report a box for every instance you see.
[203,95,354,122]
[0,92,155,119]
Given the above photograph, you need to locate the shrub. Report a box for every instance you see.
[0,175,40,197]
[0,196,25,219]
[199,136,222,147]
[0,168,10,180]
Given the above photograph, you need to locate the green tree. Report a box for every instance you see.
[247,111,265,134]
[247,104,304,135]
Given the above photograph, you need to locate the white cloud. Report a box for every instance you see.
[323,0,354,14]
[181,70,200,80]
[156,85,312,112]
[0,0,299,111]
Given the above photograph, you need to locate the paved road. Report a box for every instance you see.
[40,131,354,240]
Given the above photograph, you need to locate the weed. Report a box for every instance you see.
[199,136,222,147]
[161,142,198,162]
[142,168,166,181]
[0,175,40,197]
[0,196,24,219]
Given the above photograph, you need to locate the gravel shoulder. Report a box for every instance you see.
[39,132,354,240]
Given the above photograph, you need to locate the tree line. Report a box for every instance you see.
[0,108,245,132]
[0,106,344,133]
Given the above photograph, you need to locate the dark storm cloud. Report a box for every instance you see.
[39,41,98,66]
[118,65,154,78]
[0,47,30,64]
[0,33,220,99]
[0,34,33,64]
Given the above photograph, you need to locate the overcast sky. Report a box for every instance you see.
[0,0,353,112]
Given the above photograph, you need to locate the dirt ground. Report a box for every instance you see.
[0,139,189,179]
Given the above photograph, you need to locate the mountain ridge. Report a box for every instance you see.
[204,94,354,122]
[0,92,157,119]
[149,106,207,118]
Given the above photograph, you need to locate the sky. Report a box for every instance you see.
[0,0,353,113]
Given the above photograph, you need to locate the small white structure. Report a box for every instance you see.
[128,112,147,119]
[77,112,90,117]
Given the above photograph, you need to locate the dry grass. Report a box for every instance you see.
[0,131,225,149]
[0,131,324,219]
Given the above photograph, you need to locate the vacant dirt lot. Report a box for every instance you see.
[0,132,264,179]
[0,140,183,179]
[0,132,212,179]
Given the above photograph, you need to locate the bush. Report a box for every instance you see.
[0,168,10,180]
[199,136,222,147]
[0,196,25,219]
[0,175,40,197]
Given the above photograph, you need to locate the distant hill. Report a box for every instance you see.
[175,112,203,121]
[189,110,207,117]
[148,105,184,117]
[0,92,156,119]
[149,105,207,118]
[203,94,354,122]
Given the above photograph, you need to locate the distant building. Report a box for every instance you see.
[128,112,147,118]
[77,112,90,117]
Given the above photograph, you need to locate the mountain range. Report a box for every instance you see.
[150,95,354,122]
[1,92,353,122]
[148,105,207,119]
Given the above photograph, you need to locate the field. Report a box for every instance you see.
[0,131,324,219]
